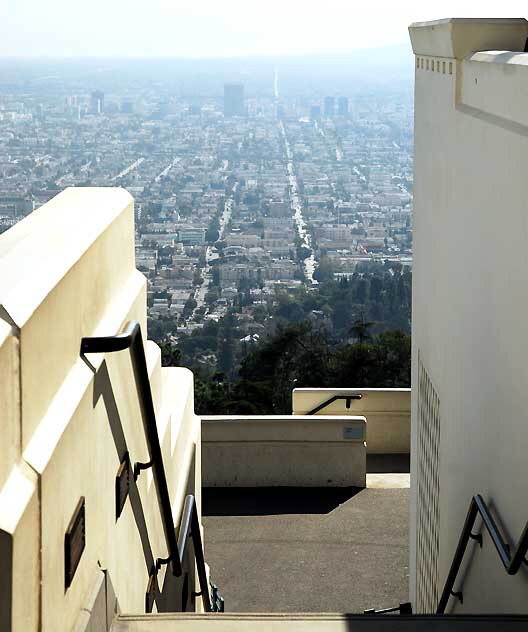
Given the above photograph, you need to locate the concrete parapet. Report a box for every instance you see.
[409,18,528,60]
[292,388,410,454]
[202,415,366,487]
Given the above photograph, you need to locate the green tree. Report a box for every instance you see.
[313,256,335,282]
[349,318,374,344]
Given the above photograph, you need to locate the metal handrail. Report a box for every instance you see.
[81,321,181,576]
[178,495,212,613]
[306,393,362,415]
[437,494,528,613]
[81,321,212,612]
[365,602,412,615]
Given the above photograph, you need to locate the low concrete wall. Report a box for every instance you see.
[292,388,411,454]
[202,415,366,487]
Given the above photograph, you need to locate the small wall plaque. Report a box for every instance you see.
[65,497,86,589]
[343,426,364,440]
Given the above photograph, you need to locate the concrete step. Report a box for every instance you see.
[112,613,528,632]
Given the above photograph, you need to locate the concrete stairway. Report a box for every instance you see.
[112,613,528,631]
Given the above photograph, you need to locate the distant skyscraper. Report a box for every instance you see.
[224,83,244,117]
[121,100,134,114]
[310,105,321,121]
[273,67,279,99]
[90,90,104,114]
[324,96,335,117]
[338,96,349,116]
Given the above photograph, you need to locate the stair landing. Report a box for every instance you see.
[202,485,409,613]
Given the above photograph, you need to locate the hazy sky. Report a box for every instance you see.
[1,0,527,58]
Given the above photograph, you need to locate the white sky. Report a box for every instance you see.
[1,0,527,58]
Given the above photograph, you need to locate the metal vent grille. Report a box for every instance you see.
[416,356,441,613]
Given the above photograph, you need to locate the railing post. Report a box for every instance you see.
[437,497,478,613]
[191,498,213,612]
[508,521,528,575]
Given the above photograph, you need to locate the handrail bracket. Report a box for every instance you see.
[469,532,483,548]
[134,459,154,481]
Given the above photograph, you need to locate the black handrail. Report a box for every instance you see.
[81,321,214,613]
[364,602,412,615]
[437,494,528,613]
[177,495,212,613]
[306,393,362,415]
[81,321,181,577]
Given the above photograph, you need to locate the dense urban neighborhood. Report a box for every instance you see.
[0,63,413,407]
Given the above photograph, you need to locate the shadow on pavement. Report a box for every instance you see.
[202,486,363,516]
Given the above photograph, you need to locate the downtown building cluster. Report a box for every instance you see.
[0,74,413,343]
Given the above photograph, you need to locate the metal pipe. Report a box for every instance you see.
[307,393,362,415]
[191,496,213,612]
[474,494,510,570]
[509,521,528,575]
[437,498,478,613]
[438,494,528,613]
[177,495,212,612]
[81,321,182,576]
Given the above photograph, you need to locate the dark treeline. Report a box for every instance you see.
[155,261,412,415]
[275,260,411,338]
[189,324,410,415]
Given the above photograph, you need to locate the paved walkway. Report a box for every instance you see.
[203,484,409,613]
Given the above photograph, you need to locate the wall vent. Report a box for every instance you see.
[416,355,441,613]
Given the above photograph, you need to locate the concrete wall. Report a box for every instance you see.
[409,18,528,614]
[0,189,203,631]
[292,388,410,454]
[202,416,366,487]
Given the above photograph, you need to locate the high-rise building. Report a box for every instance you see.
[223,83,244,117]
[324,96,335,116]
[121,100,134,114]
[337,96,349,116]
[90,90,104,114]
[310,105,321,121]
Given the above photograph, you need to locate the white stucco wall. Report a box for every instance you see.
[0,189,203,631]
[410,18,528,614]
